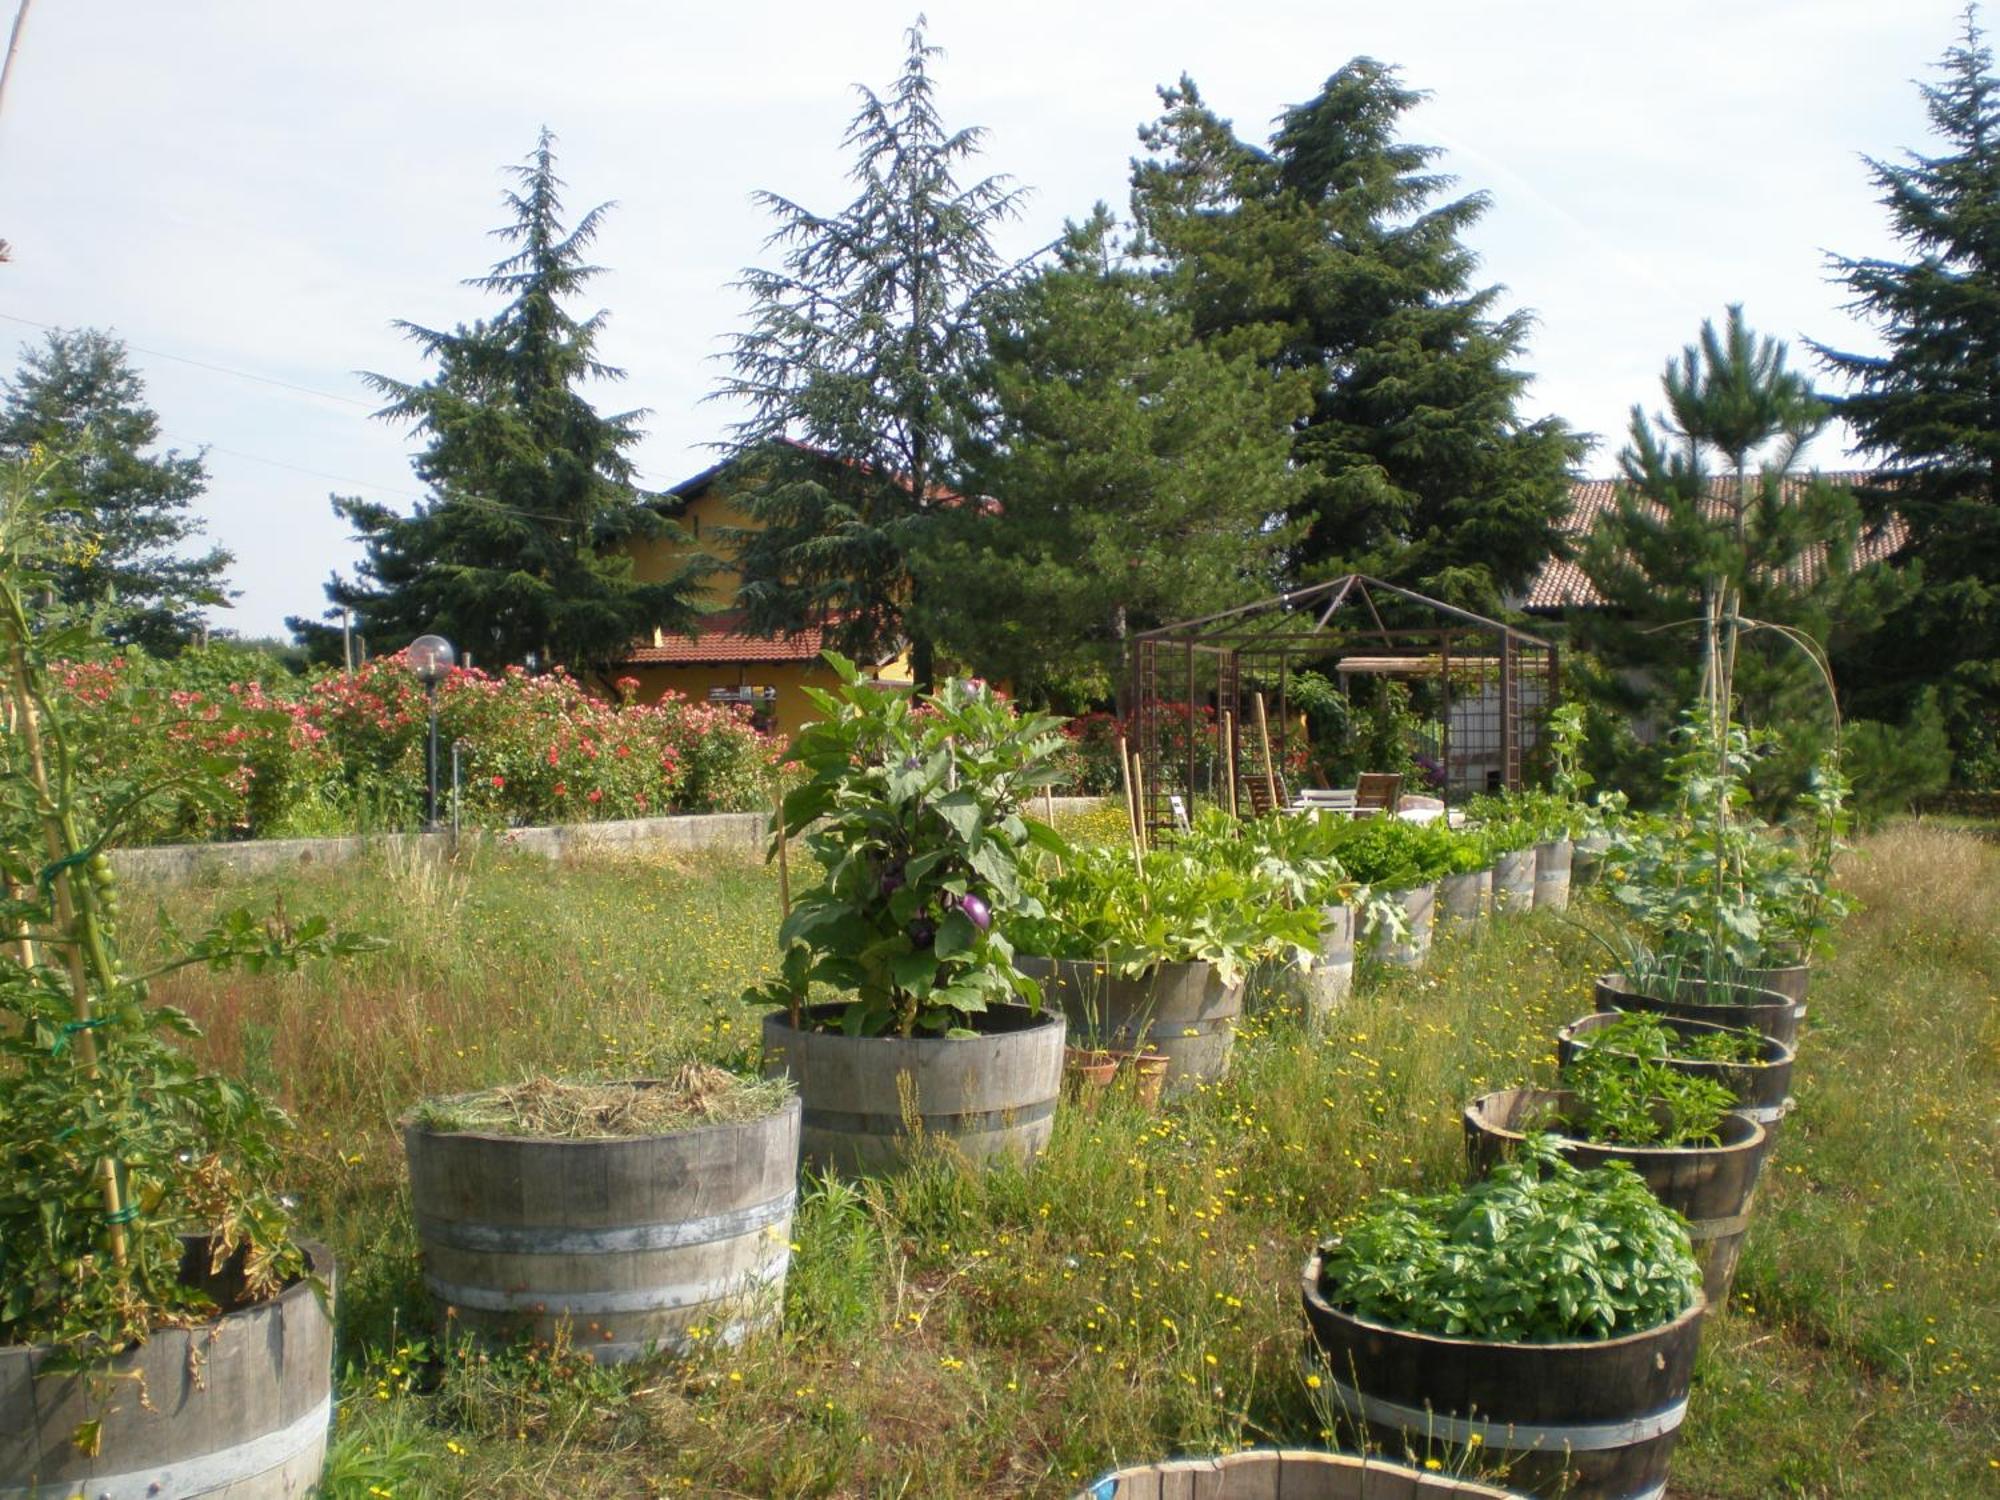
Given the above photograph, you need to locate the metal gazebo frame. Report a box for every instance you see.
[1130,575,1558,831]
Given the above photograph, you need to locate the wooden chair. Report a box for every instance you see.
[1354,773,1404,818]
[1241,777,1278,818]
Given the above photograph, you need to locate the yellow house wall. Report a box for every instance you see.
[616,475,916,739]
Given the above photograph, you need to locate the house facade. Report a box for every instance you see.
[611,450,912,738]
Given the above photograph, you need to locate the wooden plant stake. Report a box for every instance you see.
[1116,734,1144,869]
[1253,692,1280,814]
[1222,711,1239,820]
[773,787,791,922]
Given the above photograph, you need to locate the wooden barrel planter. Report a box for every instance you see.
[763,1004,1063,1172]
[1076,1448,1520,1499]
[1593,973,1801,1051]
[1369,882,1436,968]
[1571,832,1611,887]
[1742,962,1810,1021]
[1464,1087,1769,1310]
[1439,869,1491,929]
[1304,1249,1705,1500]
[1558,1011,1795,1137]
[404,1093,800,1360]
[1491,848,1536,913]
[2,1239,334,1499]
[1532,838,1574,911]
[1307,903,1357,1018]
[1016,955,1241,1096]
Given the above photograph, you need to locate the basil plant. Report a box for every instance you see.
[749,654,1069,1038]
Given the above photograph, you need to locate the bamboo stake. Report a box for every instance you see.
[1253,692,1280,814]
[1043,786,1062,877]
[772,787,791,921]
[1222,711,1239,820]
[1116,735,1143,871]
[6,634,127,1265]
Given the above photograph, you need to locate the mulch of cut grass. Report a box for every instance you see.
[132,825,2000,1498]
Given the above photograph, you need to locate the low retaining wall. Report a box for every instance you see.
[109,797,1110,885]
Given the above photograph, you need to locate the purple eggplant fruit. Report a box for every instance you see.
[907,916,937,948]
[959,892,992,931]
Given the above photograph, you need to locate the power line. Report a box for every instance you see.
[0,310,378,408]
[178,435,655,529]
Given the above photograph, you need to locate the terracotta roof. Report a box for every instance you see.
[1521,472,1908,612]
[615,614,831,666]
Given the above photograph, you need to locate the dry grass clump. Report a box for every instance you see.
[413,1063,792,1138]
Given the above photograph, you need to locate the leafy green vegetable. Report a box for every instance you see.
[1555,1035,1739,1147]
[1319,1135,1700,1341]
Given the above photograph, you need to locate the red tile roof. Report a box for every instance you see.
[1521,473,1908,612]
[616,615,831,666]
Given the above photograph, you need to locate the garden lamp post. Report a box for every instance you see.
[407,633,455,830]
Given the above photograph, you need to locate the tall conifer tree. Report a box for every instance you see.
[0,329,232,652]
[715,20,1025,686]
[918,211,1308,705]
[1812,11,2000,778]
[1130,62,1585,611]
[299,130,698,675]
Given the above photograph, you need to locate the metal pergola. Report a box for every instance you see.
[1131,575,1558,830]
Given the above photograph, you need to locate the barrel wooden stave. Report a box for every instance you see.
[1306,903,1356,1016]
[1464,1086,1768,1309]
[1369,882,1436,968]
[1438,870,1490,928]
[1533,838,1574,911]
[1491,849,1536,913]
[763,1005,1063,1173]
[1079,1447,1518,1499]
[1594,973,1802,1050]
[1017,956,1240,1094]
[406,1096,799,1360]
[1305,1253,1705,1500]
[2,1242,333,1499]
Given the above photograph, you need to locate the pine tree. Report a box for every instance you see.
[916,211,1308,706]
[0,329,232,652]
[1575,307,1908,799]
[297,130,698,675]
[1811,10,2000,780]
[715,20,1026,685]
[1130,63,1586,611]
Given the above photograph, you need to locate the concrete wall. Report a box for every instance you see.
[109,798,1111,886]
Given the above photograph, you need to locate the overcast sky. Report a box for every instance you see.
[0,0,1969,639]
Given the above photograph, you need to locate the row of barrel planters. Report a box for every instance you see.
[1296,961,1812,1498]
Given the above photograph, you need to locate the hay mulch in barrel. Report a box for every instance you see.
[413,1064,792,1138]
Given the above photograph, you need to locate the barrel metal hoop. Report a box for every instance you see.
[426,1255,786,1316]
[0,1393,331,1500]
[416,1190,795,1256]
[1324,1372,1687,1453]
[801,1097,1057,1136]
[1737,1099,1792,1124]
[1685,1210,1754,1240]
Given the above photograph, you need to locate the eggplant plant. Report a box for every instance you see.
[746,653,1069,1038]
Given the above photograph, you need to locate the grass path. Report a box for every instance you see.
[137,824,1999,1497]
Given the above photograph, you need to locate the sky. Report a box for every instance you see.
[0,0,1970,639]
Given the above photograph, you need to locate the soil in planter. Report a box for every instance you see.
[411,1064,793,1137]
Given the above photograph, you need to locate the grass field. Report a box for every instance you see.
[133,821,2000,1498]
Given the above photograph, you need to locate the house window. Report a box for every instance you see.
[709,684,778,733]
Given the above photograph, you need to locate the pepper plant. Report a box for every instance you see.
[0,450,377,1366]
[1319,1134,1699,1341]
[747,653,1069,1038]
